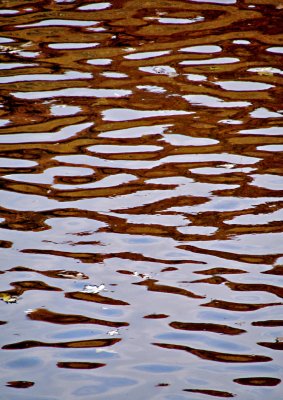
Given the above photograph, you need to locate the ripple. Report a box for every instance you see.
[124,50,171,60]
[12,88,132,100]
[102,108,192,121]
[0,71,92,84]
[214,81,274,91]
[16,19,98,28]
[78,2,111,11]
[3,338,121,350]
[180,45,222,53]
[233,376,281,386]
[157,17,204,24]
[0,122,93,143]
[153,342,272,363]
[180,57,239,65]
[184,94,251,108]
[0,158,37,168]
[88,144,163,154]
[0,0,282,398]
[0,62,37,70]
[48,43,99,50]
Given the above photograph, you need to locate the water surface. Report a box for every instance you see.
[0,0,283,399]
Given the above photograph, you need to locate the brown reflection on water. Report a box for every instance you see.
[65,290,130,305]
[0,0,283,398]
[27,308,129,328]
[57,361,106,370]
[233,377,281,387]
[184,388,235,398]
[202,299,283,312]
[133,278,205,299]
[169,321,246,335]
[6,380,34,389]
[153,342,272,363]
[3,337,121,350]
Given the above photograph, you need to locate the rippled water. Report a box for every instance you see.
[0,0,283,399]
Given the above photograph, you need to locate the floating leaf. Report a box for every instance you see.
[107,329,119,336]
[0,292,18,304]
[81,284,106,294]
[0,45,15,52]
[57,270,87,279]
[123,47,136,53]
[256,68,274,76]
[218,163,235,169]
[25,309,34,314]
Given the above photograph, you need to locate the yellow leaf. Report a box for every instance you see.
[0,293,18,303]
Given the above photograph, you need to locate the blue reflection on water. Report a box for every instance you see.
[156,332,249,351]
[134,364,183,373]
[72,376,137,396]
[6,357,42,369]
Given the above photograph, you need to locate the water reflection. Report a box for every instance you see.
[0,0,283,399]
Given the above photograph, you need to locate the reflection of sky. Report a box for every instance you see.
[0,71,90,84]
[180,45,221,53]
[13,88,131,100]
[16,19,98,28]
[124,50,170,60]
[78,2,111,10]
[53,173,137,190]
[240,127,282,135]
[251,174,283,190]
[170,196,277,214]
[226,208,283,226]
[0,224,202,262]
[4,166,93,184]
[184,94,250,107]
[0,157,37,167]
[106,212,188,227]
[102,108,190,121]
[214,81,274,91]
[190,232,283,255]
[156,332,249,352]
[0,122,92,144]
[55,152,259,170]
[99,124,171,139]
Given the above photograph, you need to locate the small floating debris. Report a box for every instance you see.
[133,272,152,279]
[0,45,15,52]
[217,163,235,169]
[57,270,87,280]
[141,273,152,279]
[107,329,119,336]
[117,270,153,279]
[81,284,106,294]
[0,292,18,304]
[123,47,136,53]
[96,348,117,354]
[24,309,35,315]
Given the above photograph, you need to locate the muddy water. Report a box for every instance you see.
[0,0,283,399]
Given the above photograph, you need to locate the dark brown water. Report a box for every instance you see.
[0,0,283,399]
